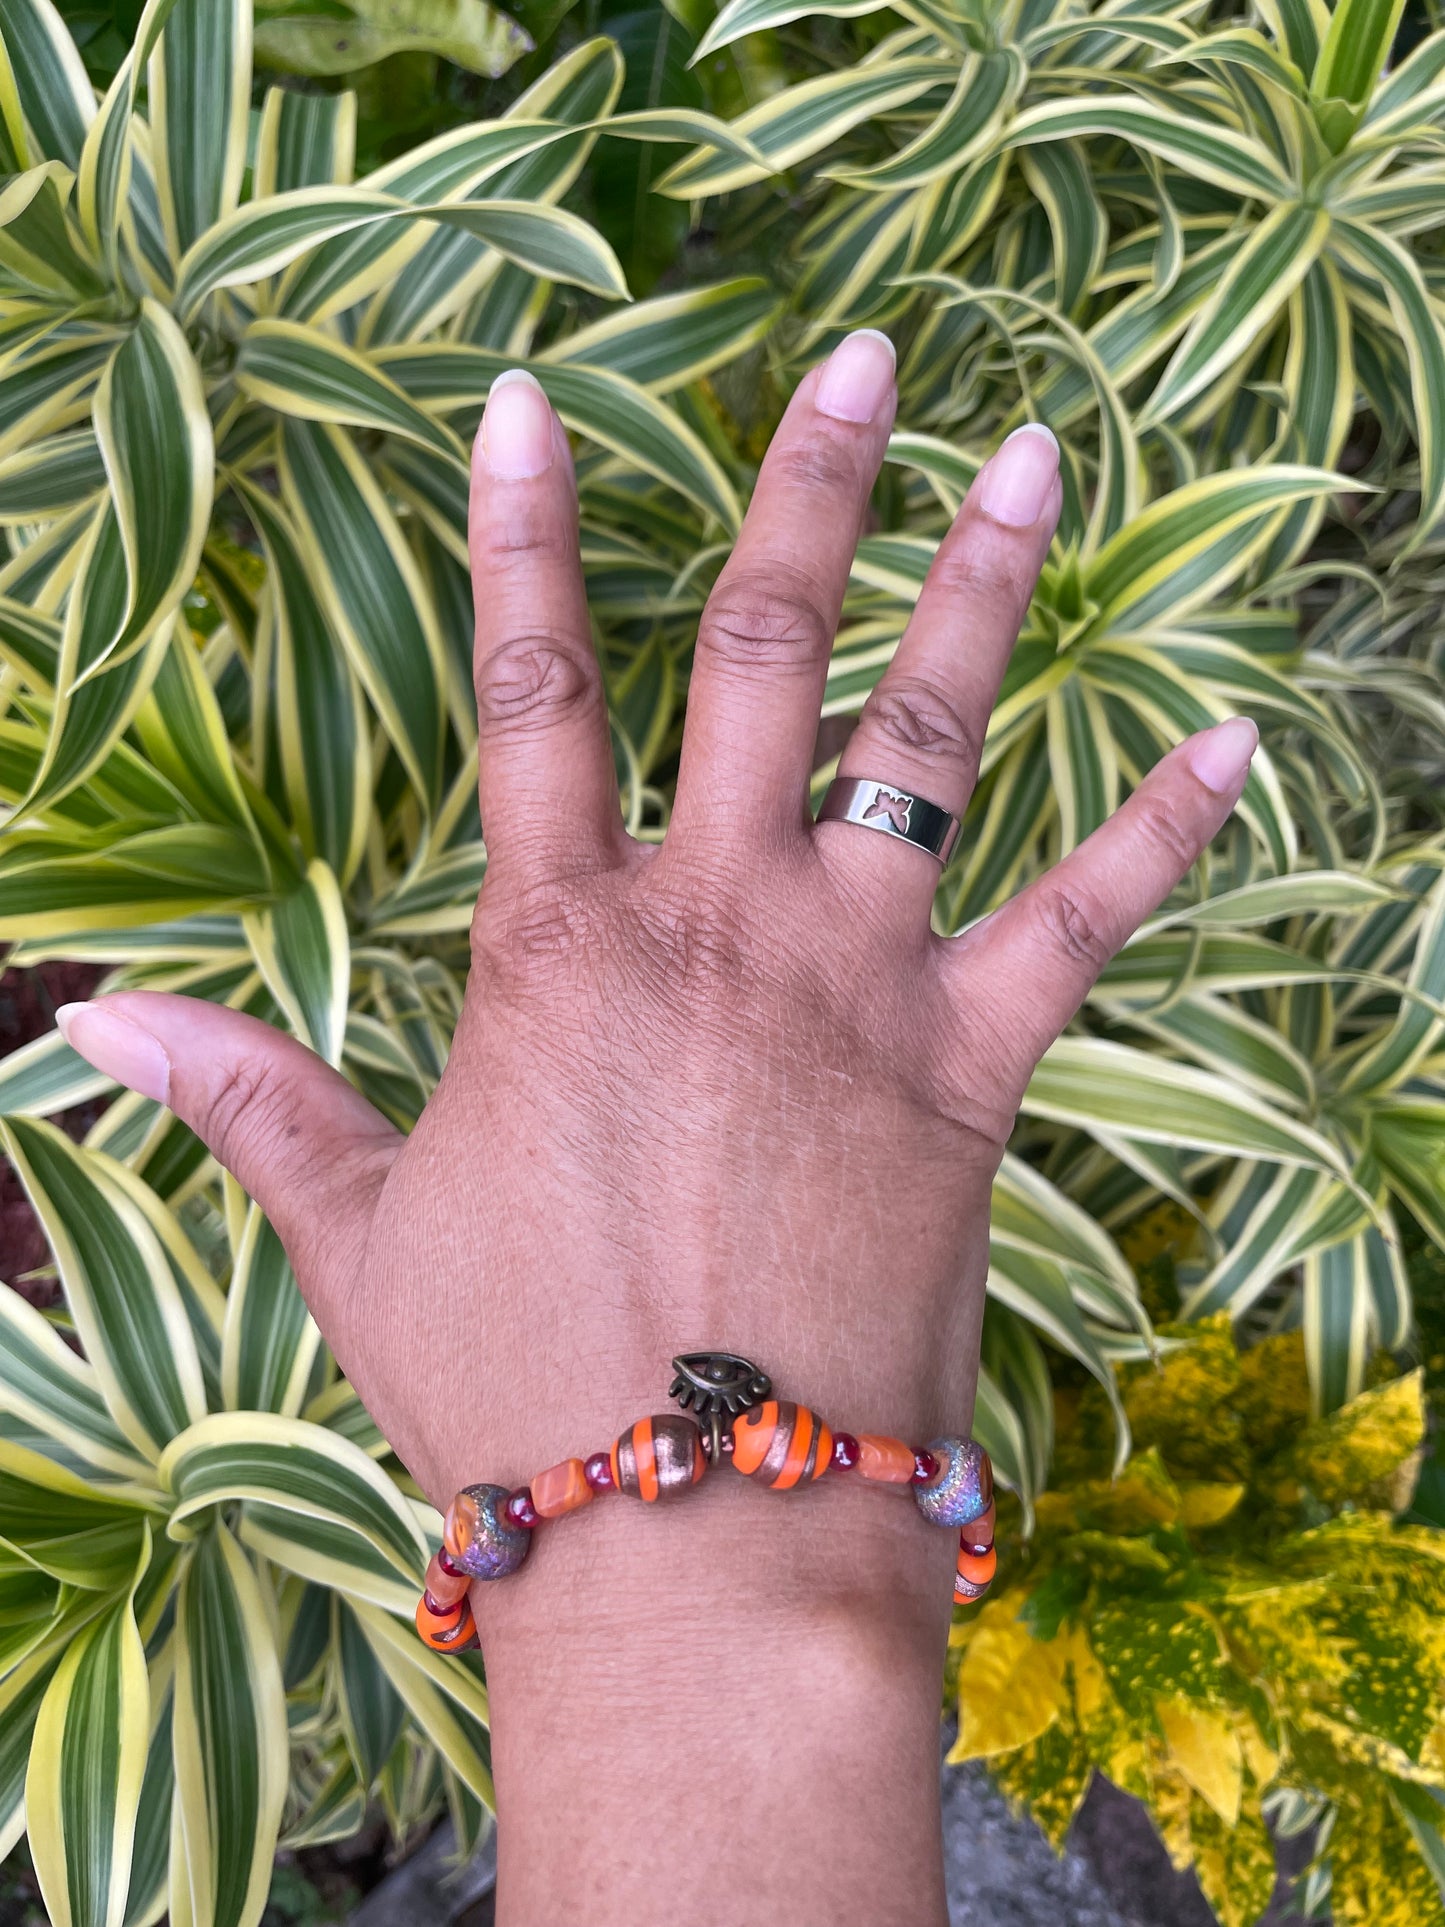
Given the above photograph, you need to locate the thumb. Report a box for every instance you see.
[55,990,402,1311]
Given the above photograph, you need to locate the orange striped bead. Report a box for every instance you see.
[731,1400,833,1488]
[956,1544,997,1590]
[855,1434,916,1484]
[531,1458,593,1519]
[612,1415,706,1501]
[424,1552,470,1610]
[415,1592,477,1652]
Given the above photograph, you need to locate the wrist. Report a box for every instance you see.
[474,1481,955,1926]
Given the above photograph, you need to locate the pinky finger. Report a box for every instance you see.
[942,716,1259,1093]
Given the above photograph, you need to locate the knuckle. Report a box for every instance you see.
[861,676,981,771]
[1136,793,1201,873]
[1033,885,1112,973]
[474,493,574,571]
[200,1057,296,1173]
[930,539,1031,626]
[475,632,599,733]
[771,432,862,502]
[698,568,831,675]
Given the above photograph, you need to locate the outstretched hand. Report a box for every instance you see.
[59,329,1256,1924]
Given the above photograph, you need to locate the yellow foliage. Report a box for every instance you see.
[1287,1371,1426,1508]
[1157,1700,1242,1824]
[1120,1316,1248,1480]
[1178,1481,1246,1529]
[1233,1330,1311,1459]
[1330,1793,1445,1927]
[950,1602,1071,1761]
[1187,1794,1277,1927]
[1232,1712,1279,1791]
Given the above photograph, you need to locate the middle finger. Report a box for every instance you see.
[670,329,897,849]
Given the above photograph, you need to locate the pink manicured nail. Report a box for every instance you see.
[976,423,1060,526]
[1188,716,1260,794]
[480,369,554,479]
[815,330,896,424]
[55,1003,170,1104]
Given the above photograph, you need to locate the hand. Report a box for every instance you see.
[58,330,1257,1924]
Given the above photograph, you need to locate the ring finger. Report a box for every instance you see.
[815,423,1062,920]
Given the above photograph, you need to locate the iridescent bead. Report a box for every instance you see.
[443,1482,532,1581]
[912,1437,993,1530]
[610,1415,706,1501]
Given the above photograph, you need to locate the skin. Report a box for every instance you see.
[59,331,1258,1925]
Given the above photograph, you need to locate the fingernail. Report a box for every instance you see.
[55,1003,170,1105]
[480,369,554,480]
[815,329,896,424]
[976,423,1060,527]
[1188,716,1260,794]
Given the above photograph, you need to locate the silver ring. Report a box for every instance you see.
[816,777,960,864]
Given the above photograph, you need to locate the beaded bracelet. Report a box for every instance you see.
[415,1351,997,1652]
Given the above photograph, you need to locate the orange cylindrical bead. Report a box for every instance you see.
[610,1415,706,1501]
[855,1434,916,1483]
[531,1457,594,1519]
[424,1552,470,1609]
[731,1400,833,1488]
[415,1592,477,1652]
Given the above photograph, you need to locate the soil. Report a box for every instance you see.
[0,959,104,1300]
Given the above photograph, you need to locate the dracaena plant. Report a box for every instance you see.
[677,0,1445,550]
[0,1113,498,1925]
[948,1316,1445,1927]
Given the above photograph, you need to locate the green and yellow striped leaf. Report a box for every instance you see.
[89,301,212,674]
[172,1525,287,1927]
[220,1206,321,1421]
[148,0,250,259]
[278,417,445,810]
[26,1539,150,1927]
[242,860,350,1068]
[0,1120,207,1460]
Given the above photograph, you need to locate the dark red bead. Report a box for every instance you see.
[504,1488,538,1529]
[583,1452,615,1492]
[422,1589,449,1616]
[911,1449,939,1485]
[832,1432,861,1470]
[436,1546,463,1578]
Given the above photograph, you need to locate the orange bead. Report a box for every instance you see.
[415,1592,477,1652]
[531,1457,594,1519]
[731,1400,833,1487]
[424,1552,470,1609]
[443,1489,480,1561]
[855,1434,916,1484]
[960,1500,996,1555]
[611,1416,706,1501]
[956,1544,997,1589]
